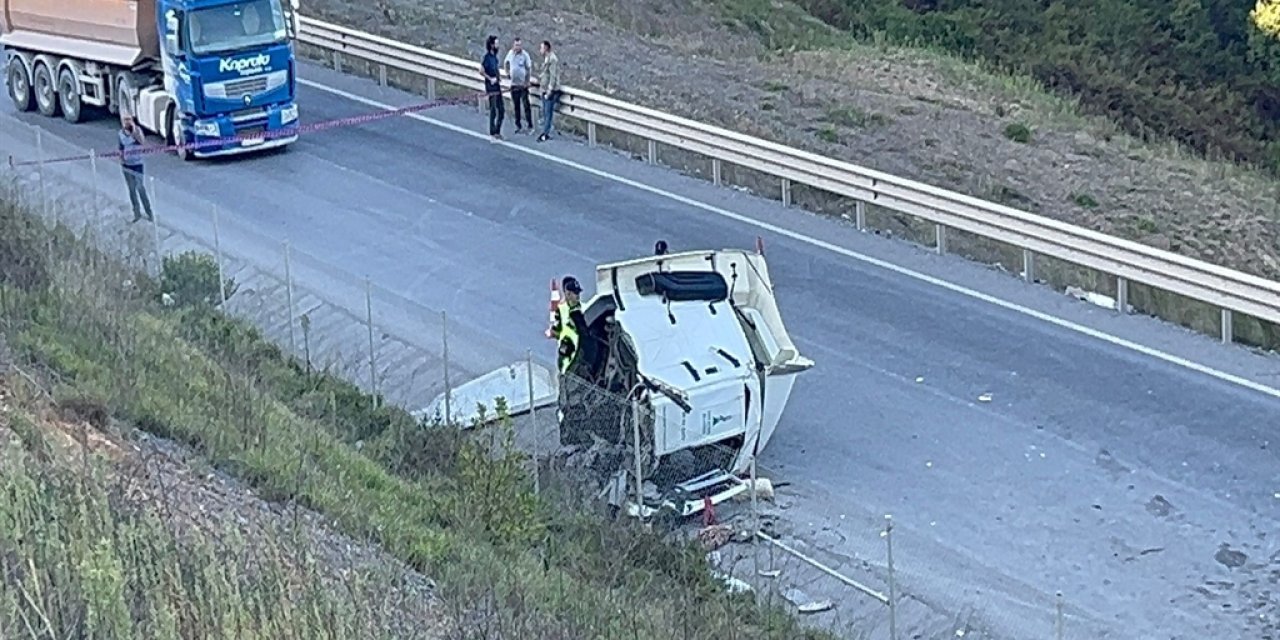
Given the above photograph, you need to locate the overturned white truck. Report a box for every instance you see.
[428,246,813,518]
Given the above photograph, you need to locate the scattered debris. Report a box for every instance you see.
[697,524,734,551]
[1214,544,1248,569]
[757,568,781,578]
[1145,494,1175,517]
[977,393,993,402]
[915,376,925,383]
[732,477,775,501]
[797,600,834,614]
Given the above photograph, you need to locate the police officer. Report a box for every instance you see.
[552,275,587,374]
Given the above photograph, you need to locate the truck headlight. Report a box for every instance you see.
[193,120,220,137]
[280,103,298,124]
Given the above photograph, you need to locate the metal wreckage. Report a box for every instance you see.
[424,242,813,520]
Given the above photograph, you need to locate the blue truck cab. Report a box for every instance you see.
[154,0,299,159]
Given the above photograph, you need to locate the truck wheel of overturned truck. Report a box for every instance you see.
[31,62,58,118]
[7,58,34,112]
[56,67,83,124]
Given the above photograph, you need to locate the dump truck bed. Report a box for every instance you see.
[1,0,157,66]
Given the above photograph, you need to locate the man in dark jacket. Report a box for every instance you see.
[480,35,505,140]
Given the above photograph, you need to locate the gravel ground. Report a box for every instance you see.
[305,0,1280,283]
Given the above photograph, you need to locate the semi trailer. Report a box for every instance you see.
[3,0,301,159]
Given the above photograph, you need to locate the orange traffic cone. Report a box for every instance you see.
[544,278,561,339]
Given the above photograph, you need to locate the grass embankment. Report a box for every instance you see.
[0,392,413,638]
[0,185,826,637]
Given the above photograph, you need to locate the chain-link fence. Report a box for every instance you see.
[6,113,1259,640]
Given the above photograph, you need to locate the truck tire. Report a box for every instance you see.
[57,66,83,124]
[31,61,58,117]
[7,57,34,112]
[168,106,192,161]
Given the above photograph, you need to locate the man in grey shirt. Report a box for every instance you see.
[503,37,534,133]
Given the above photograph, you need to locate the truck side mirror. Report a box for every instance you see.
[164,10,180,52]
[284,0,300,39]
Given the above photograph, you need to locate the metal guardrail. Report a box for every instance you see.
[297,16,1280,342]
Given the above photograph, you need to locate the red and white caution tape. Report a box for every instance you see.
[7,86,509,168]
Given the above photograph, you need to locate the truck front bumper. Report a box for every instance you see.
[188,102,299,158]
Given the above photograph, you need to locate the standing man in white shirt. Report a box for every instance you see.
[503,37,534,134]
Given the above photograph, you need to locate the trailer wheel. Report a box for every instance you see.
[31,61,58,117]
[7,57,34,112]
[56,67,83,124]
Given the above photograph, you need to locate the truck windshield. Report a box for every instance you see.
[186,0,287,56]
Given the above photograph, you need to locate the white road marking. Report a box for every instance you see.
[299,78,1280,402]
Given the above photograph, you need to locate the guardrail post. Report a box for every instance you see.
[587,122,597,147]
[712,159,722,186]
[1220,309,1234,344]
[855,200,866,231]
[426,78,436,101]
[935,224,947,255]
[378,64,387,87]
[1022,248,1036,283]
[646,140,657,165]
[781,179,792,207]
[1116,277,1129,313]
[332,51,342,73]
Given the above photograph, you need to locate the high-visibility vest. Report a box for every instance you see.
[555,301,580,370]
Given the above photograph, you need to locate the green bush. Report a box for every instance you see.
[159,251,235,308]
[1003,122,1032,143]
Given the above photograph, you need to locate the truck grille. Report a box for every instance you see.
[224,76,268,97]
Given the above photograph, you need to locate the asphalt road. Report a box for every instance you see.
[3,61,1278,639]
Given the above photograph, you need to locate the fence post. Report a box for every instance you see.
[935,224,947,255]
[712,158,722,186]
[1055,591,1064,640]
[365,277,377,406]
[781,178,792,207]
[587,122,597,147]
[527,349,539,495]
[441,310,452,425]
[1022,248,1036,283]
[749,455,759,574]
[646,140,657,165]
[855,200,867,231]
[1220,309,1233,344]
[35,129,49,223]
[1116,276,1129,314]
[631,393,643,513]
[148,176,162,274]
[283,241,296,353]
[211,206,227,308]
[885,514,898,640]
[89,148,101,228]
